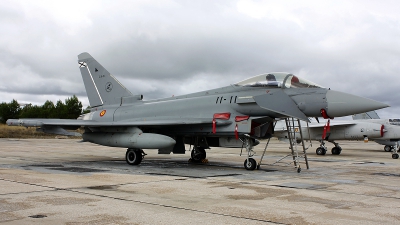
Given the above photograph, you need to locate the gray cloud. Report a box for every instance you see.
[1,0,400,118]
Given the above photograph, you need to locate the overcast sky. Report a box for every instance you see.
[1,0,399,118]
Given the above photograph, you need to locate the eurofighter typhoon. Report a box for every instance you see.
[7,53,389,170]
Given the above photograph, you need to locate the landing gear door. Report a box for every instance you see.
[250,117,274,138]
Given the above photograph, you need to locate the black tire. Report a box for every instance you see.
[316,147,326,155]
[331,147,341,155]
[191,147,206,162]
[392,153,399,159]
[384,145,392,152]
[244,158,257,170]
[125,148,143,165]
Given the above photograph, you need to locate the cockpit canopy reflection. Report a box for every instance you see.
[235,72,323,89]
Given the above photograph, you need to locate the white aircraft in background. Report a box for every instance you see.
[274,115,400,159]
[352,111,400,153]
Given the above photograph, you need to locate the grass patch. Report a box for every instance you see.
[0,124,82,139]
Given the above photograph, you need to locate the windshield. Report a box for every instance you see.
[235,72,323,89]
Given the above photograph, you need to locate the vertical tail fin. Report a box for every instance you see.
[78,52,133,107]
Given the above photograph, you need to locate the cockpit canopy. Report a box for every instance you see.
[235,72,323,89]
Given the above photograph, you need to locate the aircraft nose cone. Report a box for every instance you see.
[326,90,389,117]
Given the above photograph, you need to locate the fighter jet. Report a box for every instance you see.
[6,53,389,170]
[274,118,400,159]
[352,111,400,156]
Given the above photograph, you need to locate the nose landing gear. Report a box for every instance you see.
[244,158,257,170]
[242,136,257,170]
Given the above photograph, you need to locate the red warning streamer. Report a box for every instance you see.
[322,119,331,139]
[326,119,330,133]
[235,124,239,140]
[322,125,327,139]
[212,119,216,134]
[212,113,231,134]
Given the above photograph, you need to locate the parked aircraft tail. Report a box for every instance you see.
[78,52,133,107]
[352,111,380,120]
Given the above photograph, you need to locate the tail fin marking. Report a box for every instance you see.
[78,52,133,107]
[79,61,104,106]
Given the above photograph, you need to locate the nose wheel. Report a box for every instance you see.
[244,158,257,170]
[242,135,257,170]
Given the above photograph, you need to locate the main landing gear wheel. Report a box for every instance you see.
[125,148,144,165]
[331,147,342,155]
[384,145,392,152]
[392,153,399,159]
[244,158,257,170]
[191,147,206,162]
[316,147,326,155]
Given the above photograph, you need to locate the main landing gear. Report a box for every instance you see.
[190,146,207,162]
[391,142,399,159]
[125,148,146,165]
[384,145,393,152]
[331,141,342,155]
[316,146,327,155]
[315,140,342,155]
[382,144,400,160]
[382,143,399,159]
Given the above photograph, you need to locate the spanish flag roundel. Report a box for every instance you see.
[100,110,106,117]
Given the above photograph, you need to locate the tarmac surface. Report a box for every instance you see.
[0,138,399,224]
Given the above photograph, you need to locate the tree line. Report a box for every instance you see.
[0,95,89,123]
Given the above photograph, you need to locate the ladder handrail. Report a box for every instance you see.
[258,118,310,171]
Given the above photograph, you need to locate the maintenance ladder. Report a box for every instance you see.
[258,118,311,172]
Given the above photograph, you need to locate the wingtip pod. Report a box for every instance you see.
[6,119,43,127]
[6,119,13,126]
